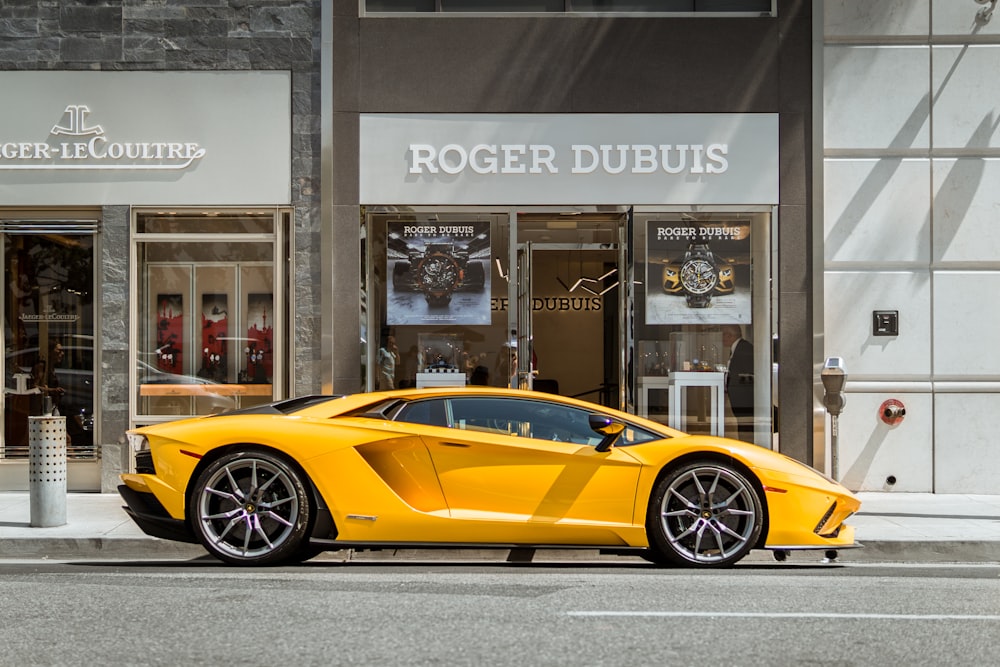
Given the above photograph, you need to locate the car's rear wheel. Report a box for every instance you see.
[646,461,762,567]
[191,450,310,566]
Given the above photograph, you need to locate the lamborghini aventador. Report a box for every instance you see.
[119,388,859,567]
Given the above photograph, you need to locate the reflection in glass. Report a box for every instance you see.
[3,233,95,458]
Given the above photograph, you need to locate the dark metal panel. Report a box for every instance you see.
[357,17,782,113]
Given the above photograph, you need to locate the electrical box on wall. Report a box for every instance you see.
[873,310,899,336]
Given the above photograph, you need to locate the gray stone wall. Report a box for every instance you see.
[99,205,130,491]
[0,1,322,490]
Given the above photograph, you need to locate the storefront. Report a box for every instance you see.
[359,113,779,446]
[0,71,294,491]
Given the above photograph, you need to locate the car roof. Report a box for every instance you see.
[287,387,681,436]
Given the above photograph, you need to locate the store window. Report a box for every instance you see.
[363,211,511,393]
[2,218,97,459]
[364,208,627,409]
[131,209,288,425]
[633,210,773,447]
[363,207,773,446]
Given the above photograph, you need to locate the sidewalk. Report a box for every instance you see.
[1,491,999,563]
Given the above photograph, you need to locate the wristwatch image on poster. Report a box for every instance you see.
[386,220,491,326]
[646,220,751,325]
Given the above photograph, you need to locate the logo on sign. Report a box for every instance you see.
[0,105,207,171]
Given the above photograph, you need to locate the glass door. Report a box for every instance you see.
[512,212,628,409]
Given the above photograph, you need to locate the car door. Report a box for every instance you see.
[397,396,643,536]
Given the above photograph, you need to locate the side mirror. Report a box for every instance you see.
[589,414,625,452]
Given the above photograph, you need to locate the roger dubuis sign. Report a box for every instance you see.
[0,71,291,206]
[360,113,779,206]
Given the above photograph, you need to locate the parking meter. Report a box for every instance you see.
[821,357,847,480]
[821,357,847,416]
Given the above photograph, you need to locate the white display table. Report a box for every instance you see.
[638,371,726,436]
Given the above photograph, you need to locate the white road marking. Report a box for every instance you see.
[569,611,1000,621]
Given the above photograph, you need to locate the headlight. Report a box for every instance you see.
[720,268,732,278]
[664,269,676,278]
[126,431,149,453]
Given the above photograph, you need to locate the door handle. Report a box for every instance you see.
[441,442,471,448]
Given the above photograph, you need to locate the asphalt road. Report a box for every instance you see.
[2,559,999,666]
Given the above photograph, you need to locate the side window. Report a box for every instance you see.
[448,397,603,446]
[448,397,529,436]
[395,398,449,427]
[522,402,601,445]
[619,425,660,446]
[395,395,664,446]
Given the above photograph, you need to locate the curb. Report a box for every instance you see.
[3,539,999,564]
[841,540,1000,564]
[0,538,206,561]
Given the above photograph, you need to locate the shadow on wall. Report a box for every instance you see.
[932,112,1000,259]
[824,92,932,261]
[840,419,895,492]
[828,39,998,262]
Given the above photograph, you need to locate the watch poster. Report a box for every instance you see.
[247,293,274,382]
[645,220,752,325]
[155,294,183,373]
[385,220,491,326]
[200,293,229,382]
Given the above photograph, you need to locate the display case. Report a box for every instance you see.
[415,333,466,388]
[638,331,727,434]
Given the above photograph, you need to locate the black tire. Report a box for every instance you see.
[646,461,762,567]
[191,449,311,566]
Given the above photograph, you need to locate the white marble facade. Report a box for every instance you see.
[824,1,1000,493]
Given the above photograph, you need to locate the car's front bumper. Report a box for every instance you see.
[118,483,198,544]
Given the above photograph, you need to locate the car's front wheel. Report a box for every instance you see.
[191,449,311,566]
[646,461,763,567]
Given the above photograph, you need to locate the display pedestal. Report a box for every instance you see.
[416,372,467,389]
[638,372,726,436]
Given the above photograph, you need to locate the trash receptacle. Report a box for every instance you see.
[28,415,67,527]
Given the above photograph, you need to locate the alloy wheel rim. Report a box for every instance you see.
[198,458,299,559]
[660,467,757,563]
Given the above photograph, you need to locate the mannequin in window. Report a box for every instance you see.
[721,324,754,442]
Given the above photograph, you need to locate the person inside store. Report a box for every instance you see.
[721,324,754,442]
[377,334,400,390]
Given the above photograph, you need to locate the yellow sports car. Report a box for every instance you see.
[119,388,859,567]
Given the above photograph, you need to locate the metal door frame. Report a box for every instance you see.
[508,211,630,409]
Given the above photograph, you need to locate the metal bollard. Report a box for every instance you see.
[28,415,67,527]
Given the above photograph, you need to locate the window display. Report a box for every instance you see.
[364,211,511,393]
[244,293,273,383]
[132,210,286,424]
[646,220,751,324]
[635,211,772,446]
[386,220,491,324]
